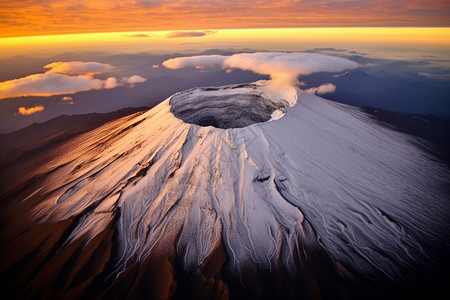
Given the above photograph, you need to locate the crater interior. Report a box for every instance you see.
[170,84,289,129]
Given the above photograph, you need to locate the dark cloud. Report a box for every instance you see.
[306,48,368,56]
[123,34,151,38]
[313,48,347,52]
[166,31,217,38]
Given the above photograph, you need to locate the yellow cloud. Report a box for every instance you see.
[17,105,45,115]
[44,61,112,75]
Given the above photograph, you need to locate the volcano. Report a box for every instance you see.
[0,79,449,299]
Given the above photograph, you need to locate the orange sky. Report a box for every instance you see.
[2,0,450,38]
[1,28,449,60]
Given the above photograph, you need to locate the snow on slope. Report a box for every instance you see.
[1,81,449,298]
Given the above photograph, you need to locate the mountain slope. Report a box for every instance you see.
[0,82,449,299]
[0,107,148,168]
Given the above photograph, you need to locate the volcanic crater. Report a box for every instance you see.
[169,84,291,129]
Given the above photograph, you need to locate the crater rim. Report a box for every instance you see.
[169,83,290,129]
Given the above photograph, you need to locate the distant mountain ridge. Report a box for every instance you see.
[0,107,148,169]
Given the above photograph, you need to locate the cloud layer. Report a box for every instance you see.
[0,62,146,100]
[163,52,358,85]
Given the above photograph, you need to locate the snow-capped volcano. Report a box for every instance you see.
[1,79,448,299]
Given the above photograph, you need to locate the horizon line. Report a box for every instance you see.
[3,26,450,39]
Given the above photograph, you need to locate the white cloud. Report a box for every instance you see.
[120,75,147,87]
[416,71,449,80]
[163,55,227,69]
[224,52,358,84]
[0,62,147,100]
[163,52,358,86]
[16,105,45,115]
[333,71,351,78]
[306,83,336,95]
[104,77,119,89]
[123,75,146,85]
[44,61,112,75]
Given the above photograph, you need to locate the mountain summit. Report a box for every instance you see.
[1,80,448,299]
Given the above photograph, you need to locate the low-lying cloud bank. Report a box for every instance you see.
[163,52,358,87]
[0,62,146,100]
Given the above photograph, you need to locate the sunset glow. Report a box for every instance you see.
[1,28,449,59]
[2,0,449,38]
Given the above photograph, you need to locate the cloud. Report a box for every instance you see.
[61,96,74,104]
[0,73,105,99]
[0,62,146,99]
[417,72,437,79]
[44,61,112,75]
[122,75,147,87]
[163,52,356,107]
[124,75,146,84]
[163,55,227,69]
[166,31,216,38]
[306,48,368,56]
[416,71,450,80]
[224,52,358,84]
[163,52,358,85]
[312,48,348,52]
[104,77,119,89]
[16,105,44,115]
[306,83,336,95]
[173,42,203,47]
[123,33,150,38]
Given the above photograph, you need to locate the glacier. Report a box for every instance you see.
[0,81,449,299]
